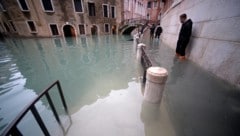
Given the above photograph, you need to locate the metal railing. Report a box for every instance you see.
[119,18,160,33]
[2,80,72,136]
[119,18,148,31]
[120,18,159,27]
[140,47,153,82]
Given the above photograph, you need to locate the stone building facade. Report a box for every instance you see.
[123,0,147,20]
[0,0,123,37]
[159,0,240,87]
[146,0,163,22]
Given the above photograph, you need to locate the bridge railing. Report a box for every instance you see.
[119,18,148,30]
[119,18,160,31]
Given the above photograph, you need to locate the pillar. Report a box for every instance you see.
[144,67,168,103]
[136,43,146,61]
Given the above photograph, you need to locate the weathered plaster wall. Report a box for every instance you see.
[1,0,122,37]
[160,0,240,88]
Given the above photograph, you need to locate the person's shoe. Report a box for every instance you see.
[175,53,180,57]
[179,56,186,60]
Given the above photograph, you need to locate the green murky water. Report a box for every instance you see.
[0,35,239,136]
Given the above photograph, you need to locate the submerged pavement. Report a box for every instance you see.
[67,36,240,136]
[144,36,240,136]
[1,35,239,136]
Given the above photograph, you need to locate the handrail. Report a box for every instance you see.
[120,18,148,26]
[2,80,72,136]
[119,18,159,33]
[140,47,153,82]
[120,18,159,26]
[141,46,153,69]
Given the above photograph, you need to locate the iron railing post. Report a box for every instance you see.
[56,81,72,123]
[140,46,153,83]
[10,126,23,136]
[45,92,66,134]
[31,105,50,136]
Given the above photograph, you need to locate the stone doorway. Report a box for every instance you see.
[112,25,117,34]
[91,25,98,35]
[63,25,76,37]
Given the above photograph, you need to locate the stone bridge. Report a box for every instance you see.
[119,18,158,35]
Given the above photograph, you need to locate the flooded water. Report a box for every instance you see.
[144,38,240,136]
[0,35,239,136]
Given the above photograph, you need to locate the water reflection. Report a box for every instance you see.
[1,36,140,115]
[168,57,188,85]
[67,82,145,136]
[65,37,77,46]
[54,38,62,48]
[80,37,87,48]
[140,100,176,136]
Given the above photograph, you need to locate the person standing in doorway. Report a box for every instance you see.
[176,14,193,60]
[150,24,156,40]
[155,24,163,39]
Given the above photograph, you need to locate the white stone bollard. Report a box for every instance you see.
[134,33,140,43]
[144,67,168,104]
[136,43,146,61]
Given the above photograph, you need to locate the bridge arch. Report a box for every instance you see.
[121,26,137,35]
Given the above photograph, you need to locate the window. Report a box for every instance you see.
[104,24,109,33]
[160,1,164,8]
[41,0,54,12]
[27,21,37,33]
[79,24,85,35]
[0,0,6,12]
[154,1,158,8]
[103,4,109,17]
[128,0,131,11]
[88,2,95,16]
[147,2,151,8]
[111,6,116,18]
[49,24,59,36]
[73,0,83,12]
[147,13,150,20]
[9,21,17,32]
[3,22,10,32]
[17,0,29,11]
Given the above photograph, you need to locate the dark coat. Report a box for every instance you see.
[150,25,156,34]
[176,19,193,56]
[155,26,162,35]
[177,19,193,45]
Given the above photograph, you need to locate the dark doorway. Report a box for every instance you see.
[112,25,117,34]
[79,24,85,35]
[91,25,98,35]
[63,25,76,37]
